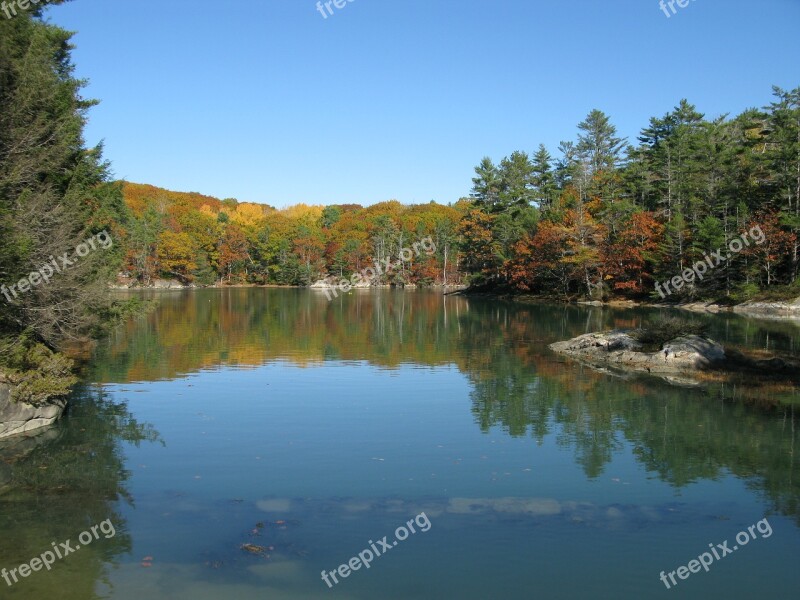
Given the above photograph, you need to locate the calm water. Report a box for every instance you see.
[1,289,799,599]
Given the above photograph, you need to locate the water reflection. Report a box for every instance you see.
[0,386,161,599]
[2,289,799,598]
[99,289,800,382]
[92,290,799,523]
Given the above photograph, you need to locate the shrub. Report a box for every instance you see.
[632,317,709,350]
[0,337,77,406]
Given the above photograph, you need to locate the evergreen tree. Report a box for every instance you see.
[532,144,557,212]
[0,7,126,348]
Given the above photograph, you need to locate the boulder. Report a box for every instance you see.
[310,279,334,288]
[0,382,67,439]
[311,276,372,289]
[549,330,726,375]
[152,278,186,289]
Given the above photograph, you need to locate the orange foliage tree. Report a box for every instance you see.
[218,224,250,283]
[602,211,664,295]
[506,220,571,296]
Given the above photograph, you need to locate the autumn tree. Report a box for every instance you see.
[506,221,571,296]
[218,224,250,283]
[157,231,197,283]
[602,212,664,295]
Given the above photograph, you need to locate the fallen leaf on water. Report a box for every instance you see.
[241,544,267,555]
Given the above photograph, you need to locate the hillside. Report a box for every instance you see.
[118,182,464,287]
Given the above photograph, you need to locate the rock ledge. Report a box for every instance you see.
[549,331,726,375]
[0,381,67,439]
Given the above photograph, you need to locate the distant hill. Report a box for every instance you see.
[120,181,277,216]
[115,181,462,288]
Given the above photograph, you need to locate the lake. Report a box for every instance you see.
[1,289,798,599]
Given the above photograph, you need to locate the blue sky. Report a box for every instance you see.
[47,0,800,208]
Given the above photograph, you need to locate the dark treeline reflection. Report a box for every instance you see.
[0,386,161,599]
[92,289,799,521]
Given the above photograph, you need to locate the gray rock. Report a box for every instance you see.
[152,278,186,289]
[311,276,372,289]
[549,331,726,375]
[0,383,67,439]
[733,298,800,319]
[309,279,335,288]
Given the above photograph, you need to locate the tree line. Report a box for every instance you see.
[120,184,464,289]
[120,87,799,303]
[463,93,800,301]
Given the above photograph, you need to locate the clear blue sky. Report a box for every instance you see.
[47,0,800,208]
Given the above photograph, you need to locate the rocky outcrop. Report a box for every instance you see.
[311,277,371,289]
[549,331,726,375]
[111,276,191,289]
[733,298,800,319]
[152,278,188,289]
[0,381,67,439]
[667,298,800,319]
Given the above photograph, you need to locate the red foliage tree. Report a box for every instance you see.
[507,220,571,295]
[602,211,664,295]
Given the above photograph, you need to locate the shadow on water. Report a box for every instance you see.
[0,385,161,599]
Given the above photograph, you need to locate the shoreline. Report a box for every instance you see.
[110,283,800,318]
[462,292,800,320]
[109,283,469,292]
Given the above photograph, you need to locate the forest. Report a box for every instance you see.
[118,89,800,303]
